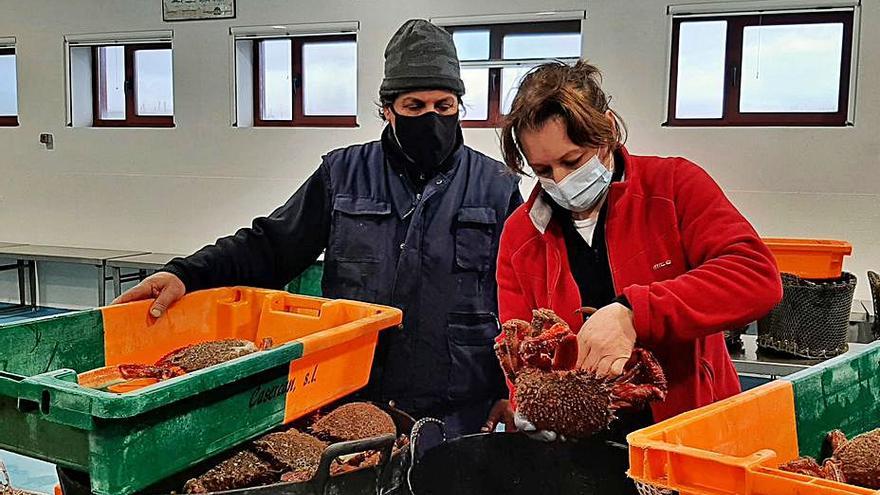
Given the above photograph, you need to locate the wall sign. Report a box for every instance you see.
[163,0,235,22]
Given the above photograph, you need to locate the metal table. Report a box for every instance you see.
[0,245,149,307]
[106,252,182,299]
[731,334,870,379]
[0,242,29,308]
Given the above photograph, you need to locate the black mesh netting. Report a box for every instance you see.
[757,272,857,359]
[869,271,879,336]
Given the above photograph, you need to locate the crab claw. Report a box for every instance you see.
[575,307,597,317]
[551,334,579,370]
[820,459,846,483]
[118,363,186,381]
[827,430,848,452]
[609,348,668,410]
[520,323,575,371]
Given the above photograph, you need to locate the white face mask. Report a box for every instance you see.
[537,154,612,212]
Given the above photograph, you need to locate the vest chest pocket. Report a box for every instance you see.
[331,195,392,262]
[455,207,497,272]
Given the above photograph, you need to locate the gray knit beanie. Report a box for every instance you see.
[380,19,465,98]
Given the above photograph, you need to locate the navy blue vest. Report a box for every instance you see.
[321,140,519,413]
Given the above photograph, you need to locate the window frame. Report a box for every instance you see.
[445,20,581,128]
[0,47,18,127]
[91,43,174,128]
[252,34,357,128]
[667,11,854,127]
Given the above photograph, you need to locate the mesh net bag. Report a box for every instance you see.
[757,272,857,358]
[633,480,677,495]
[723,325,748,353]
[869,271,880,336]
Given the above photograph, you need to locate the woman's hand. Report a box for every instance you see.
[576,302,637,378]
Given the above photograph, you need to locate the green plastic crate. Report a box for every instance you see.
[0,286,401,495]
[286,261,324,297]
[787,340,880,460]
[629,340,880,495]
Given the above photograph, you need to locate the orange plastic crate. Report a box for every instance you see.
[628,341,880,495]
[763,238,852,279]
[0,287,402,495]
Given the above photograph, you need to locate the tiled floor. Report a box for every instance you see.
[1,450,57,494]
[1,305,73,493]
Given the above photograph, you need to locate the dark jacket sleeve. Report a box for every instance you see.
[162,164,331,292]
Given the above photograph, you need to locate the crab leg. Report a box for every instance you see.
[531,308,565,333]
[496,319,531,380]
[609,348,668,410]
[821,459,847,483]
[118,363,186,381]
[779,457,827,478]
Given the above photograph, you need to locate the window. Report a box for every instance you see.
[92,43,174,127]
[668,11,854,126]
[447,21,581,128]
[0,47,18,126]
[241,35,357,127]
[65,32,174,128]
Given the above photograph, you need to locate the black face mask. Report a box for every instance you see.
[391,110,460,170]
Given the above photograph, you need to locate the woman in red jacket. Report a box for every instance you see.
[495,61,782,437]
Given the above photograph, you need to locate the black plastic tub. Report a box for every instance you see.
[58,402,414,495]
[406,419,637,495]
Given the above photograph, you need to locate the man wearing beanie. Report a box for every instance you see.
[117,19,522,437]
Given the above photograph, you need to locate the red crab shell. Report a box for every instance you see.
[118,339,260,381]
[779,428,880,489]
[496,309,668,438]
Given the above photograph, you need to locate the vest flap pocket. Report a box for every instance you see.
[447,312,502,401]
[457,207,496,225]
[333,195,392,216]
[447,312,500,345]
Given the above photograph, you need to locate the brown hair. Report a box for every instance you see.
[501,61,627,174]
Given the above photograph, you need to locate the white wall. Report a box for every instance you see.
[0,0,877,309]
[583,0,880,303]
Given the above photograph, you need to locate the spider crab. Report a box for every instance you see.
[779,428,880,489]
[117,338,262,380]
[495,308,668,438]
[79,338,268,393]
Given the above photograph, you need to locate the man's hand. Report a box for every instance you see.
[112,272,186,318]
[482,399,516,432]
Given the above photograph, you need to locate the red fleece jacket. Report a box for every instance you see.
[496,147,782,421]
